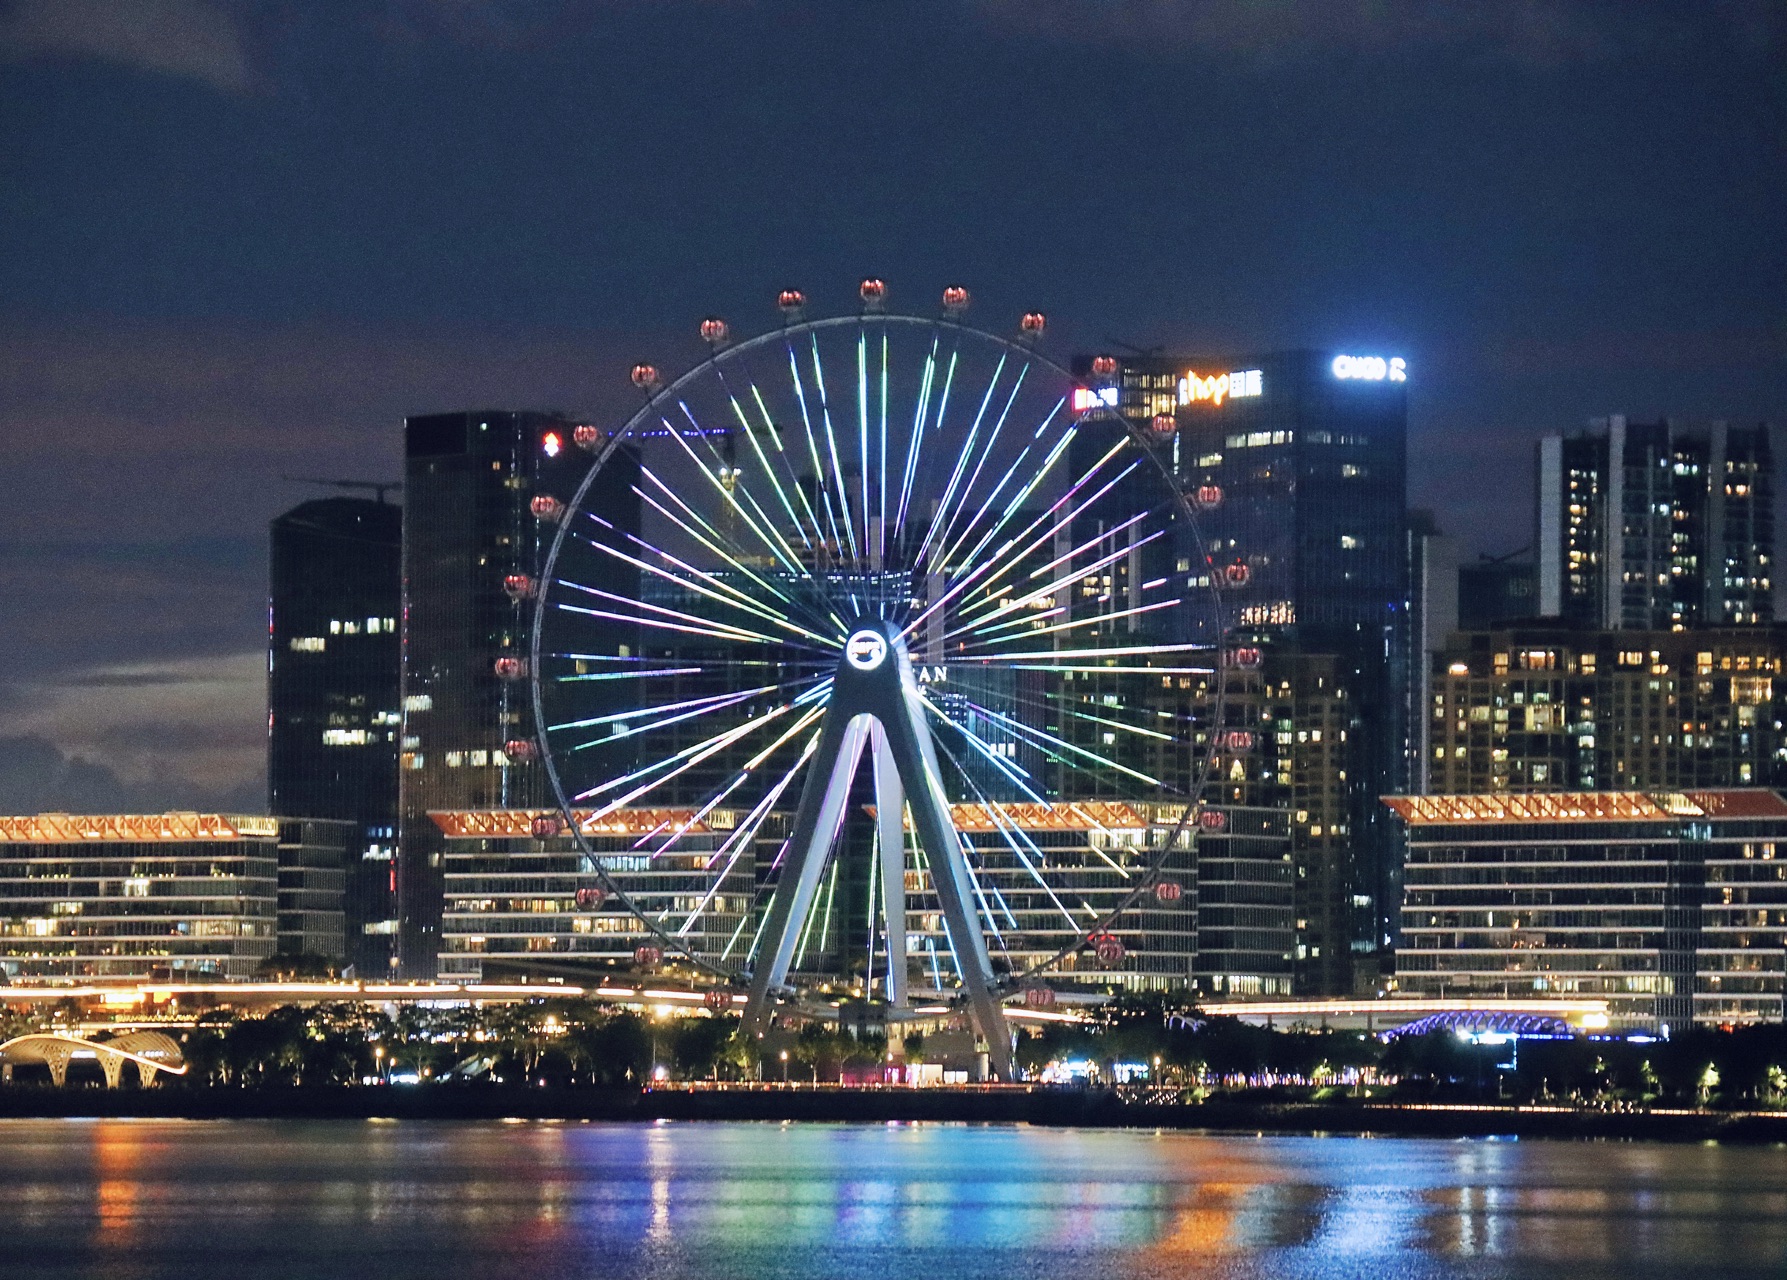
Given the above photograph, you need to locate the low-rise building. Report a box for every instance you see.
[435,802,1291,999]
[0,814,283,983]
[1388,789,1787,1029]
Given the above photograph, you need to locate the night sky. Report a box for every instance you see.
[1,0,1782,810]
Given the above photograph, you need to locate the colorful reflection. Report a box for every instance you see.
[0,1121,1781,1278]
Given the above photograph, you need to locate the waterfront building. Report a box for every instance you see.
[1080,348,1411,990]
[1388,789,1787,1028]
[398,410,639,976]
[1428,625,1787,794]
[0,813,283,983]
[434,802,1290,1000]
[1536,417,1774,629]
[268,495,402,975]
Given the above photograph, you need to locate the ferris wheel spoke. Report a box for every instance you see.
[933,394,1069,576]
[927,741,1080,932]
[707,354,817,555]
[657,402,819,590]
[550,681,788,738]
[675,751,812,938]
[570,712,804,817]
[958,698,1165,788]
[875,327,889,570]
[783,341,853,569]
[744,379,831,555]
[948,456,1150,623]
[923,357,1039,576]
[900,435,1129,644]
[912,350,1010,574]
[560,559,798,642]
[918,694,1046,804]
[949,422,1079,582]
[805,330,862,565]
[1048,701,1179,746]
[634,464,831,626]
[946,515,1161,643]
[893,329,942,546]
[856,330,870,567]
[625,483,840,642]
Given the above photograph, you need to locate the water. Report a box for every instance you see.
[2,1119,1784,1279]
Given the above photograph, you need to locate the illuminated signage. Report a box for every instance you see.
[1178,369,1262,407]
[1331,355,1406,382]
[541,430,563,457]
[1071,386,1119,412]
[845,630,888,671]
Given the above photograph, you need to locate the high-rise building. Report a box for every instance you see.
[1389,789,1787,1029]
[1458,552,1538,630]
[1536,417,1774,629]
[268,496,402,976]
[398,411,640,976]
[1428,624,1787,794]
[1083,349,1411,990]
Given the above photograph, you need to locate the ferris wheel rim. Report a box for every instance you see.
[525,302,1235,997]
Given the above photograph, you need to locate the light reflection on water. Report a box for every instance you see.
[0,1119,1784,1279]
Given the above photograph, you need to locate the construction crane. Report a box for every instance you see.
[283,477,403,504]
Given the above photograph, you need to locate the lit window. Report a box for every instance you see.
[288,637,326,653]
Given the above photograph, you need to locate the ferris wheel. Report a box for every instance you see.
[528,282,1232,1078]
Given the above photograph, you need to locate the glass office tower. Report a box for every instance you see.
[1081,349,1411,992]
[398,411,639,976]
[268,496,402,975]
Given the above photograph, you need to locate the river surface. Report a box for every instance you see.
[1,1119,1784,1279]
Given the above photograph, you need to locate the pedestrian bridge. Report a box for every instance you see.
[0,1031,186,1087]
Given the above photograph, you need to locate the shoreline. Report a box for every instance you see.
[2,1087,1785,1142]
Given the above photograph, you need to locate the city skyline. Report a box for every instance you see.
[2,1,1783,813]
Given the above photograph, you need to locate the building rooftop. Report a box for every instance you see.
[0,813,280,843]
[1384,789,1787,826]
[430,801,1162,839]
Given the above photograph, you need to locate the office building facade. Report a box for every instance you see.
[1389,789,1787,1029]
[274,818,355,963]
[1085,348,1411,990]
[1536,417,1774,630]
[268,496,402,975]
[1428,625,1787,794]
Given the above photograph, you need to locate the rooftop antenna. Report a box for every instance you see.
[284,477,403,504]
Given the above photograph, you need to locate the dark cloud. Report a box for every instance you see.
[0,0,256,93]
[0,734,261,816]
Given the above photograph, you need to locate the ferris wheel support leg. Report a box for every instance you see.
[874,680,1015,1081]
[742,713,871,1045]
[869,723,908,1009]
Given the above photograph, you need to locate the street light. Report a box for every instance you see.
[780,1049,789,1083]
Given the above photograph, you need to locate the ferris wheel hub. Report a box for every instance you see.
[843,627,890,671]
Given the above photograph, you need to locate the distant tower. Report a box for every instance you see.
[1536,417,1774,628]
[268,496,402,974]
